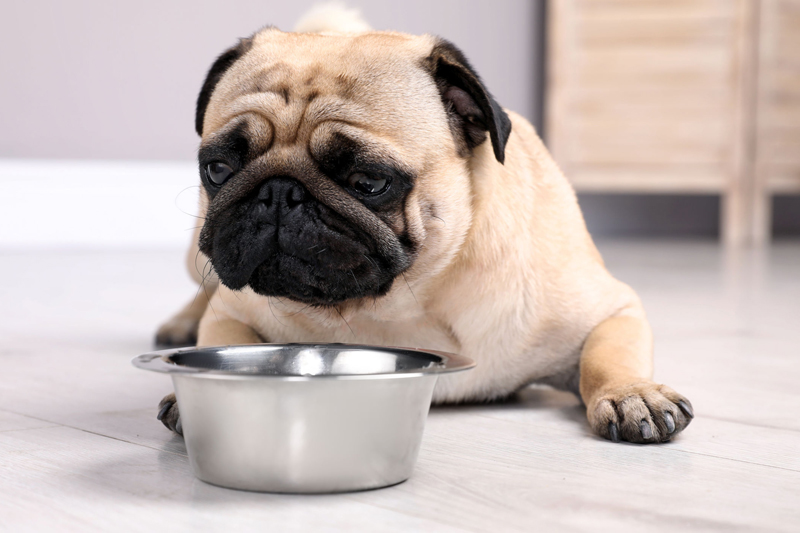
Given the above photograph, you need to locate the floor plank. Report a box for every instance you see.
[0,411,59,433]
[0,426,463,533]
[0,242,798,531]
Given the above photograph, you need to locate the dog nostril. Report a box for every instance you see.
[258,178,307,211]
[286,186,306,208]
[262,189,273,207]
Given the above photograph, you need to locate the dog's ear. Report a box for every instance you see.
[426,39,512,164]
[195,38,253,136]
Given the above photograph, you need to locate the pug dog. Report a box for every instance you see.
[155,6,693,444]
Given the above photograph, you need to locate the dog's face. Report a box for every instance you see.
[196,28,510,307]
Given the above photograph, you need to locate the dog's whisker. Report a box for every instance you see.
[349,269,363,294]
[401,272,418,305]
[174,185,206,220]
[216,283,231,311]
[334,306,356,338]
[267,296,290,328]
[283,303,312,317]
[201,261,218,318]
[205,285,219,324]
[190,252,211,307]
[362,254,379,269]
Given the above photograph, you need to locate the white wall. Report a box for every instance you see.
[0,160,198,248]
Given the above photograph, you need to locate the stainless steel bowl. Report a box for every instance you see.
[132,343,474,493]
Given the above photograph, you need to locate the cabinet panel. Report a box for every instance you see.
[547,0,745,190]
[758,0,800,192]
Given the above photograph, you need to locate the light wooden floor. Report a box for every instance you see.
[1,241,798,532]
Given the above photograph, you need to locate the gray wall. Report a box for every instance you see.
[3,1,794,238]
[0,0,540,161]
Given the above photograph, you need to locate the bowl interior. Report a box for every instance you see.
[166,344,443,377]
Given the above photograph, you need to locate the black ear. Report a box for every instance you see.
[195,38,253,136]
[426,39,512,164]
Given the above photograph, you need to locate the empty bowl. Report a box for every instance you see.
[132,343,474,493]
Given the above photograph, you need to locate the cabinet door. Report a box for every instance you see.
[546,0,752,193]
[757,0,800,195]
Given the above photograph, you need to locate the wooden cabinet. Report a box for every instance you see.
[546,0,800,244]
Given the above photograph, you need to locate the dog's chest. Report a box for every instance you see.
[250,298,582,400]
[277,312,460,355]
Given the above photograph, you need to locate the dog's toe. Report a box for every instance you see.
[157,401,172,422]
[589,382,693,444]
[608,422,620,442]
[155,317,198,347]
[157,393,182,436]
[664,411,676,434]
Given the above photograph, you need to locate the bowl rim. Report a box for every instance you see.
[131,343,476,380]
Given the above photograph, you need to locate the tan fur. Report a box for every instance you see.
[159,25,692,443]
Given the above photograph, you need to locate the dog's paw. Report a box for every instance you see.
[157,393,183,436]
[155,316,199,347]
[587,382,693,444]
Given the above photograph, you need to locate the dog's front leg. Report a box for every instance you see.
[154,285,216,346]
[155,218,222,347]
[579,310,693,444]
[157,292,264,435]
[195,293,264,347]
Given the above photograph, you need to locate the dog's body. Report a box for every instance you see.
[156,7,693,443]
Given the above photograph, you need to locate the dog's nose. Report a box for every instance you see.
[257,177,308,217]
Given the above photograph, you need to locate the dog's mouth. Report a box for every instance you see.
[216,244,399,306]
[244,250,396,305]
[200,179,407,305]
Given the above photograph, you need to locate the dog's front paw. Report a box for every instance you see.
[587,382,693,444]
[157,393,183,436]
[155,316,199,347]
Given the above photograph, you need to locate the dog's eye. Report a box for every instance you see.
[347,172,387,195]
[205,162,234,186]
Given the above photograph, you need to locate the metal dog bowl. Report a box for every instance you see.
[132,343,474,493]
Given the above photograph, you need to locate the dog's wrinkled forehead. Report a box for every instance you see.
[201,29,449,158]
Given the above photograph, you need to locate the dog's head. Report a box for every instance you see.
[196,28,510,307]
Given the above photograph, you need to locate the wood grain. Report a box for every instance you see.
[546,0,800,245]
[753,0,800,241]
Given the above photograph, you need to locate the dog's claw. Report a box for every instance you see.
[664,412,676,434]
[678,400,694,419]
[157,394,182,435]
[590,383,692,444]
[608,422,620,443]
[640,420,653,440]
[157,401,173,422]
